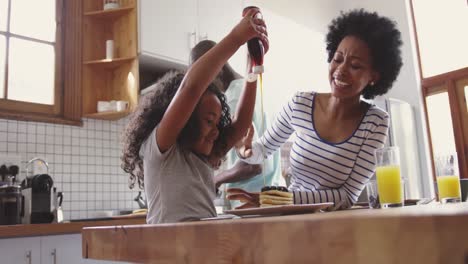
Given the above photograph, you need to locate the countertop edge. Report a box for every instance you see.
[0,218,146,239]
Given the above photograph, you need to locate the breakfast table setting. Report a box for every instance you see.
[82,145,468,264]
[82,200,468,264]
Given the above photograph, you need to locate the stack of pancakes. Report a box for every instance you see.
[260,186,293,207]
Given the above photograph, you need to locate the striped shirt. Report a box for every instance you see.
[244,92,389,208]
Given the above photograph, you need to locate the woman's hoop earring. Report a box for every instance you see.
[370,81,375,86]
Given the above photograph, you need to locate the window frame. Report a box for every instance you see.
[0,0,82,126]
[409,0,468,179]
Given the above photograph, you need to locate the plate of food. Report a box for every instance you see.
[225,186,334,216]
[224,203,334,217]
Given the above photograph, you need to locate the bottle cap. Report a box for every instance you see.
[252,65,264,74]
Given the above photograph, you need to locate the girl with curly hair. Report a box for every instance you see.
[121,8,269,223]
[190,40,285,210]
[233,9,403,209]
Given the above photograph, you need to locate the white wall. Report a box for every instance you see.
[246,0,340,34]
[243,0,339,118]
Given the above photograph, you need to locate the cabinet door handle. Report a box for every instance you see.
[25,250,32,264]
[51,248,57,264]
[189,30,198,49]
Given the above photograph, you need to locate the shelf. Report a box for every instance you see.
[82,0,138,123]
[84,6,134,20]
[83,110,131,121]
[83,57,136,69]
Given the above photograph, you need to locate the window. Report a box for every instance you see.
[0,35,5,98]
[425,92,456,155]
[410,0,468,178]
[0,0,7,31]
[412,0,468,78]
[9,37,55,104]
[0,0,82,125]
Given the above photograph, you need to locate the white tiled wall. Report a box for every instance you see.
[0,117,141,220]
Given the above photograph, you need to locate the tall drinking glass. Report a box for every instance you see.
[435,154,461,203]
[374,147,404,208]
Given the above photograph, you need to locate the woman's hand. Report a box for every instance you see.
[226,188,260,209]
[235,123,254,158]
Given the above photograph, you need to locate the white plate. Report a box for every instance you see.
[224,203,334,217]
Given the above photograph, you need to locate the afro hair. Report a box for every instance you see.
[326,9,403,99]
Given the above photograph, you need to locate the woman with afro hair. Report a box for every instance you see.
[234,9,403,209]
[121,8,269,223]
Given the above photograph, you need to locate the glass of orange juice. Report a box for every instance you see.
[435,154,461,203]
[374,146,404,208]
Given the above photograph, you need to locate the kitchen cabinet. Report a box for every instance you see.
[42,234,125,264]
[139,0,198,65]
[82,0,139,121]
[41,234,87,264]
[41,235,77,264]
[139,0,245,71]
[0,234,126,264]
[0,236,41,264]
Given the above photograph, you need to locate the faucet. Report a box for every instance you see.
[26,157,49,178]
[134,191,147,209]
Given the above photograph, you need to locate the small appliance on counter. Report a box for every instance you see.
[21,158,55,224]
[52,187,64,223]
[134,191,147,209]
[0,183,23,225]
[1,157,24,225]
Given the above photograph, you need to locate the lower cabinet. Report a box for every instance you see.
[0,234,130,264]
[0,236,41,264]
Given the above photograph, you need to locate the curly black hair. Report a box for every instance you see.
[326,9,403,99]
[121,70,231,189]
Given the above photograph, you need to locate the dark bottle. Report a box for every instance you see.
[242,6,265,74]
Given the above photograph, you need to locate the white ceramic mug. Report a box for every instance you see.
[116,100,129,111]
[97,101,111,112]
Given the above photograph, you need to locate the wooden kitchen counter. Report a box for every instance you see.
[82,203,468,264]
[0,217,145,238]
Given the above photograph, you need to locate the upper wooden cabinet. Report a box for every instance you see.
[82,0,139,120]
[138,0,244,72]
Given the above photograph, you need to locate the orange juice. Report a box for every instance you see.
[437,175,461,200]
[376,166,403,205]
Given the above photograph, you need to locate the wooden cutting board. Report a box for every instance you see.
[111,212,146,220]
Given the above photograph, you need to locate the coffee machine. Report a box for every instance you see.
[21,158,55,224]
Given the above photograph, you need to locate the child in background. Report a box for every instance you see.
[121,8,269,224]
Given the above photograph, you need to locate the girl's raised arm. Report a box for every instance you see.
[157,8,268,153]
